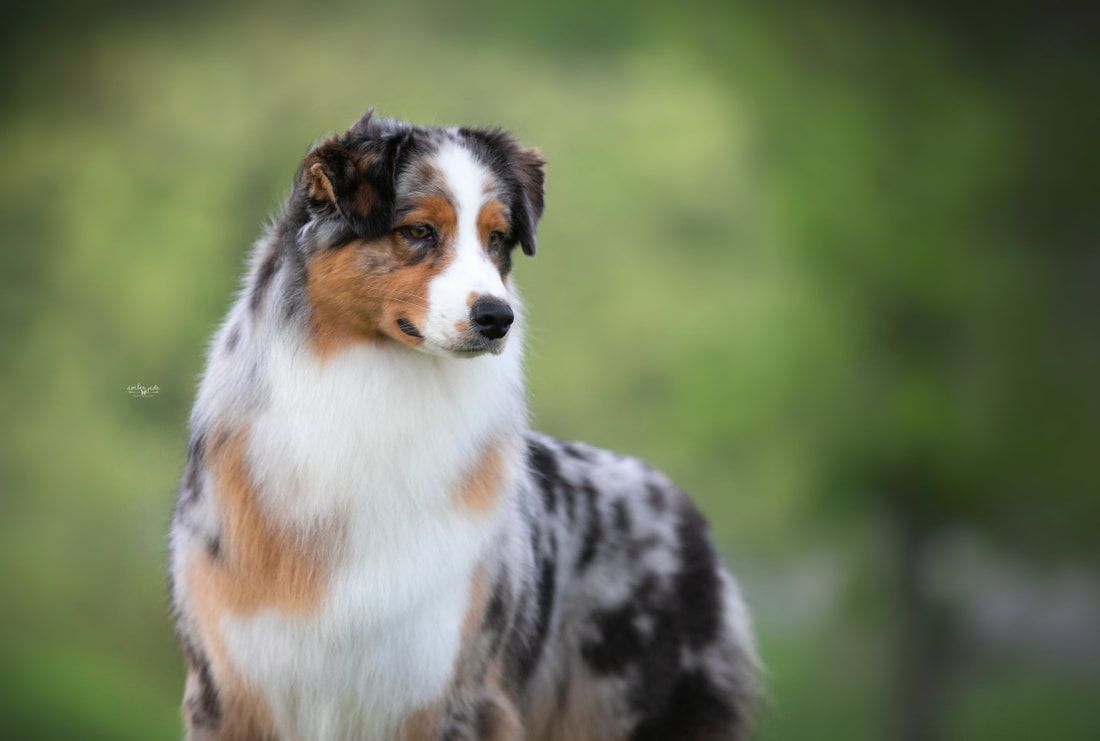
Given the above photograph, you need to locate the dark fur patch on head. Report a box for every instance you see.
[299,111,415,244]
[250,248,282,313]
[458,127,545,257]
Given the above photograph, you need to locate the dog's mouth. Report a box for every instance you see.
[448,339,504,358]
[395,317,504,357]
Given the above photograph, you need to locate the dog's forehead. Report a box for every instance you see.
[397,133,502,214]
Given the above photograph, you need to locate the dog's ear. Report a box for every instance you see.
[461,127,546,257]
[301,110,409,240]
[510,145,546,257]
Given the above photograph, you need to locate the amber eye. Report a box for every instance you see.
[399,224,436,244]
[488,230,507,249]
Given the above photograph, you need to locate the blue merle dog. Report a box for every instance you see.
[169,110,759,740]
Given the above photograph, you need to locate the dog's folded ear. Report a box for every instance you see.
[301,110,409,240]
[461,127,546,257]
[511,145,546,257]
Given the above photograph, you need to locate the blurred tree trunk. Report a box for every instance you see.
[894,508,948,741]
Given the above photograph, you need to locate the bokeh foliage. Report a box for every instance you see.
[1,2,1097,739]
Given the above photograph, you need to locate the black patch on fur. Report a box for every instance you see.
[511,541,557,685]
[281,236,309,320]
[613,498,633,536]
[458,127,545,257]
[646,482,667,512]
[580,571,740,739]
[561,441,593,462]
[250,248,281,313]
[177,432,206,510]
[182,639,221,729]
[561,480,576,523]
[300,112,419,245]
[475,697,502,739]
[581,601,646,674]
[527,438,560,514]
[482,567,513,656]
[676,502,723,649]
[630,670,741,741]
[577,481,602,571]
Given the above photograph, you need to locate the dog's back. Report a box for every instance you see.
[502,433,757,740]
[169,111,758,740]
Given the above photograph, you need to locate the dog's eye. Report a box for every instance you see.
[488,231,506,249]
[399,224,436,244]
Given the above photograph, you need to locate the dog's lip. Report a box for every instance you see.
[451,346,490,356]
[448,339,504,357]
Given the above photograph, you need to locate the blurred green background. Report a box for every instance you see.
[2,1,1098,739]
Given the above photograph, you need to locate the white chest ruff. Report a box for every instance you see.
[219,517,489,740]
[209,336,525,740]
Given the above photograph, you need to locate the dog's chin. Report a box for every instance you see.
[444,338,506,359]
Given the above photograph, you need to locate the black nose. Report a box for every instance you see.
[470,297,514,340]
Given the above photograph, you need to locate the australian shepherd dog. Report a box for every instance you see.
[169,110,759,740]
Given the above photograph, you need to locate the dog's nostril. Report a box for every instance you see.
[470,298,514,340]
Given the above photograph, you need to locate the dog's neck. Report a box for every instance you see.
[190,304,531,738]
[194,301,528,527]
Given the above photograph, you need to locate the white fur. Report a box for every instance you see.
[422,142,510,349]
[177,297,528,741]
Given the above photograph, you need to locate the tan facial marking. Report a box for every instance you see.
[454,441,505,513]
[397,194,458,242]
[306,230,455,358]
[477,200,509,248]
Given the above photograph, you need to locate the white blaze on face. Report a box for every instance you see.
[423,142,509,349]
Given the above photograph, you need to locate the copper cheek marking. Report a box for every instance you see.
[477,200,511,276]
[391,196,459,339]
[305,219,459,358]
[477,200,509,247]
[306,244,389,358]
[397,195,458,241]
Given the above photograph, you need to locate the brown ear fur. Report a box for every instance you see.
[300,111,407,240]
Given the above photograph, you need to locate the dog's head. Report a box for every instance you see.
[296,111,545,359]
